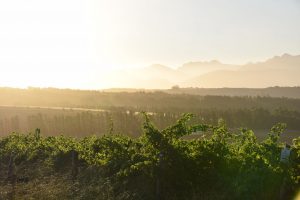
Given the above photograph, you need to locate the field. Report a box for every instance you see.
[0,87,300,199]
[1,87,300,140]
[0,114,300,199]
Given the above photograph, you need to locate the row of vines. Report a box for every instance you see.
[0,114,299,199]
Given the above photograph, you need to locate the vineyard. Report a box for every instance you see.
[0,114,299,199]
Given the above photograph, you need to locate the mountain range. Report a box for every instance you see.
[102,54,300,89]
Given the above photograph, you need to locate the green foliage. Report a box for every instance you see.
[0,114,299,200]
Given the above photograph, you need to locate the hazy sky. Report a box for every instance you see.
[0,0,299,89]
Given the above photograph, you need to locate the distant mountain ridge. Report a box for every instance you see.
[241,54,300,71]
[183,54,300,88]
[178,60,238,76]
[99,54,300,89]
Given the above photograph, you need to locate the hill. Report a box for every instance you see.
[184,54,300,88]
[103,54,300,89]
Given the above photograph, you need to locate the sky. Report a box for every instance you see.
[0,0,299,89]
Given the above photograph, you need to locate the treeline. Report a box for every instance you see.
[166,86,300,99]
[1,87,300,112]
[0,115,299,199]
[0,107,299,140]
